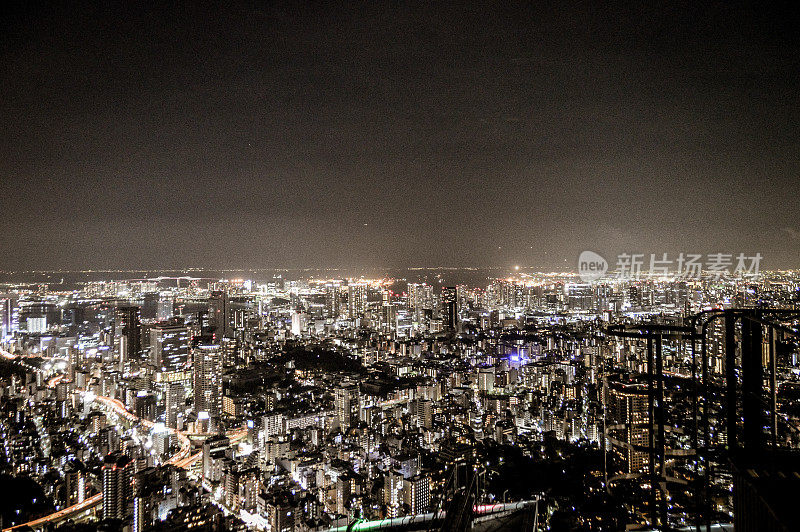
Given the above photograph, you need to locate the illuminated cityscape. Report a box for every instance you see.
[1,269,799,531]
[2,2,799,532]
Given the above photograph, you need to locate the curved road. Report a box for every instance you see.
[2,388,245,531]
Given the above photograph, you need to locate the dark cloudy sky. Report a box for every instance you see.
[2,1,799,271]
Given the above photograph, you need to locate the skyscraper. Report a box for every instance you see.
[325,282,343,318]
[165,382,186,429]
[407,283,434,327]
[149,321,190,373]
[141,292,159,320]
[102,452,133,520]
[442,286,458,330]
[193,343,222,417]
[0,296,18,338]
[335,381,360,432]
[383,470,404,518]
[606,380,649,474]
[403,474,431,515]
[291,310,308,337]
[64,460,87,506]
[157,294,174,321]
[347,283,367,320]
[208,290,231,339]
[381,290,396,332]
[202,435,230,481]
[114,306,142,370]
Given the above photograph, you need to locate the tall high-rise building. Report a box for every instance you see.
[325,282,343,318]
[442,286,458,330]
[115,306,142,370]
[606,380,649,474]
[335,381,360,432]
[208,291,231,339]
[165,382,186,429]
[102,452,133,520]
[64,459,87,506]
[141,292,159,320]
[381,290,396,332]
[202,435,230,481]
[193,344,222,417]
[347,284,367,319]
[133,469,156,532]
[291,311,308,337]
[219,336,239,368]
[62,305,85,332]
[383,470,404,518]
[407,283,434,326]
[0,296,18,337]
[157,294,174,321]
[133,392,158,422]
[149,321,190,372]
[403,474,431,515]
[233,308,252,331]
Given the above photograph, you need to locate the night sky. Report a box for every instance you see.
[2,1,799,271]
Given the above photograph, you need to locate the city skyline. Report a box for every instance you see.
[2,270,799,531]
[2,3,799,531]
